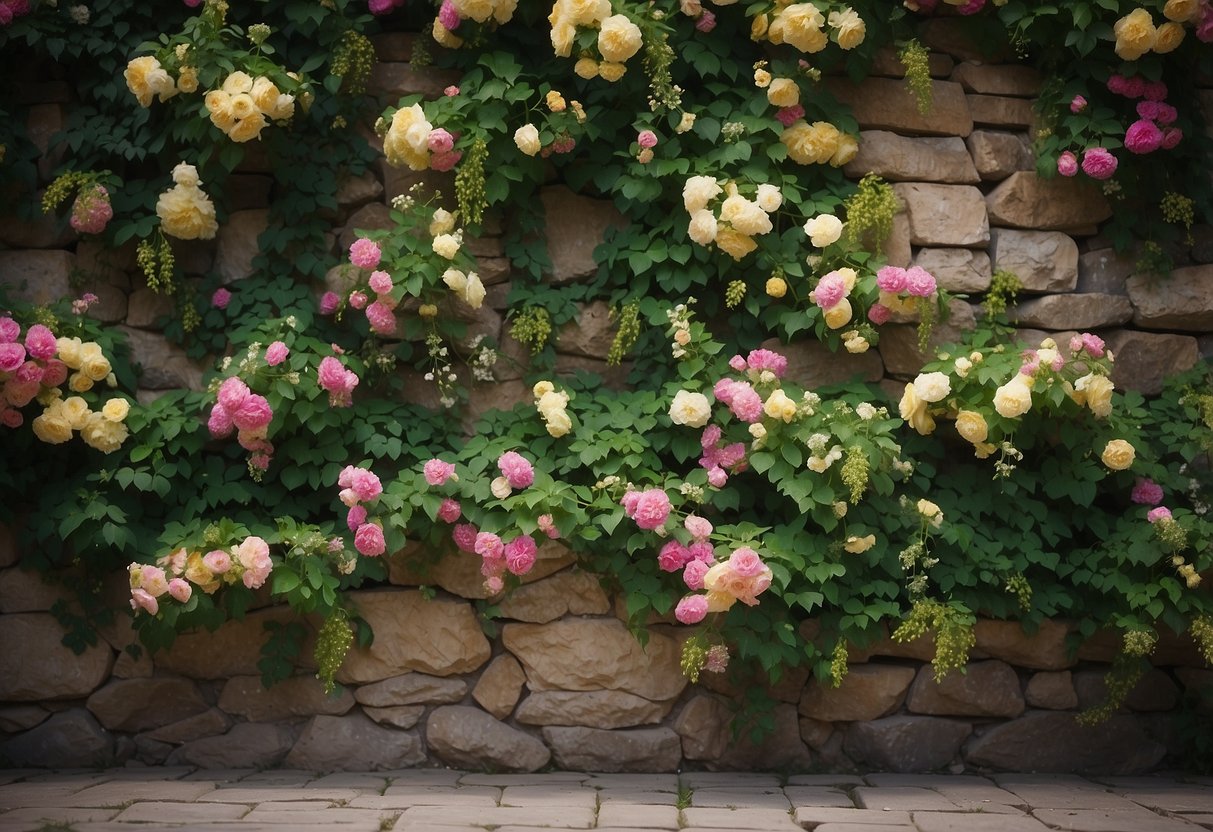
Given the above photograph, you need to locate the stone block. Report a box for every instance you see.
[225,174,273,211]
[1024,671,1078,710]
[389,540,573,599]
[544,725,682,773]
[0,566,75,613]
[555,300,616,359]
[0,195,76,249]
[966,130,1034,181]
[967,94,1035,128]
[0,249,74,305]
[369,63,462,102]
[286,712,425,770]
[951,63,1044,96]
[760,336,884,390]
[153,606,308,679]
[1010,294,1133,330]
[214,208,269,283]
[427,705,549,772]
[906,660,1025,718]
[125,287,175,328]
[921,18,1012,62]
[517,690,672,730]
[495,569,610,624]
[1077,248,1134,294]
[363,704,426,728]
[989,229,1079,293]
[0,613,113,701]
[1073,667,1180,712]
[371,32,417,62]
[844,132,979,183]
[0,704,49,732]
[166,721,296,768]
[1127,265,1213,331]
[986,172,1112,231]
[335,171,383,211]
[1105,330,1200,395]
[338,201,394,254]
[217,674,355,721]
[963,711,1165,774]
[117,326,205,390]
[473,654,527,719]
[86,677,209,732]
[0,708,113,768]
[142,708,232,745]
[799,664,916,722]
[877,299,977,377]
[885,211,912,268]
[843,715,972,772]
[893,183,989,247]
[974,619,1074,670]
[826,78,973,137]
[868,47,954,78]
[541,186,629,283]
[913,248,991,293]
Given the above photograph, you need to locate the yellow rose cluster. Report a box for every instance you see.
[1113,6,1191,60]
[204,71,296,144]
[155,163,219,241]
[780,119,858,167]
[751,3,865,53]
[384,104,434,170]
[683,176,782,260]
[31,394,130,453]
[534,380,573,437]
[55,336,114,394]
[549,0,643,82]
[124,56,178,108]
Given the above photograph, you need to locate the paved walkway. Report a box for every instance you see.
[0,768,1211,831]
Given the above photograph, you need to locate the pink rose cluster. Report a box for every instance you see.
[657,514,718,591]
[339,464,386,557]
[1131,477,1164,506]
[0,318,66,428]
[621,487,672,531]
[869,265,937,324]
[698,424,747,487]
[492,451,535,498]
[128,536,273,615]
[347,239,400,336]
[318,355,360,407]
[1018,346,1065,377]
[369,0,406,13]
[539,133,577,159]
[775,104,805,128]
[728,348,788,381]
[475,531,538,593]
[423,458,462,524]
[0,0,31,26]
[714,378,763,423]
[1068,332,1107,360]
[1103,77,1183,155]
[71,292,99,316]
[70,184,113,235]
[674,546,773,624]
[207,376,275,473]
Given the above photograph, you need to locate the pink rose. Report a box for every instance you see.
[40,359,67,388]
[70,185,113,235]
[1131,478,1164,506]
[444,85,460,96]
[537,513,559,538]
[338,465,383,503]
[438,0,461,29]
[695,9,716,30]
[212,288,232,310]
[167,578,192,603]
[728,382,763,423]
[1143,81,1168,101]
[904,266,937,298]
[1161,127,1183,150]
[1124,119,1163,154]
[318,356,359,407]
[1147,506,1172,523]
[0,318,18,343]
[775,105,805,127]
[365,301,397,335]
[684,514,712,541]
[637,129,658,149]
[876,266,908,294]
[713,378,737,405]
[498,451,535,489]
[1070,95,1087,113]
[688,541,715,563]
[24,324,56,360]
[504,535,537,575]
[1080,147,1118,180]
[265,341,288,367]
[632,488,672,530]
[207,404,234,438]
[231,393,272,432]
[368,270,394,295]
[0,343,25,373]
[140,565,169,596]
[728,355,747,373]
[1057,150,1078,177]
[427,128,455,154]
[1,407,22,428]
[745,349,787,378]
[348,291,368,310]
[683,559,710,590]
[437,498,461,523]
[430,150,462,172]
[349,238,382,270]
[813,271,847,309]
[319,291,340,315]
[235,536,272,588]
[707,466,727,488]
[658,540,690,572]
[347,505,368,531]
[728,546,766,578]
[203,549,232,573]
[452,523,478,552]
[675,594,709,624]
[868,303,892,325]
[130,588,159,615]
[474,532,503,559]
[217,376,250,412]
[424,458,457,486]
[354,522,386,557]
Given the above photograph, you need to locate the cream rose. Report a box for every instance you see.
[433,234,461,259]
[781,120,842,166]
[1113,8,1157,60]
[1101,439,1136,471]
[62,397,91,431]
[954,410,988,445]
[804,214,843,247]
[598,14,643,63]
[823,298,853,330]
[81,411,128,453]
[771,3,828,53]
[101,398,130,423]
[429,208,456,236]
[676,112,696,133]
[1075,373,1114,418]
[993,377,1032,419]
[715,227,756,260]
[598,62,627,82]
[913,371,951,404]
[755,183,782,213]
[513,124,541,156]
[687,209,718,245]
[156,176,218,241]
[1154,21,1185,53]
[32,410,73,444]
[766,78,800,108]
[683,175,723,213]
[763,389,797,423]
[1164,0,1199,21]
[453,0,494,21]
[384,105,432,170]
[830,133,859,167]
[670,390,711,428]
[828,7,866,50]
[719,195,772,237]
[899,382,936,436]
[844,534,876,553]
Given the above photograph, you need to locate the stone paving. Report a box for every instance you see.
[0,768,1210,832]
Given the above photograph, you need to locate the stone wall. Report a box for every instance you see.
[3,30,1213,773]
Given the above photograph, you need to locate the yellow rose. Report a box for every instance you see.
[432,16,464,48]
[829,7,866,49]
[453,0,494,21]
[772,3,828,53]
[157,182,219,241]
[823,298,853,329]
[719,194,771,237]
[384,104,432,170]
[714,227,756,260]
[56,336,83,369]
[954,410,988,445]
[62,396,92,431]
[433,233,461,259]
[81,411,128,453]
[32,410,73,444]
[993,377,1032,419]
[205,90,237,133]
[69,372,94,393]
[766,276,787,298]
[550,18,576,56]
[177,66,199,94]
[574,57,599,79]
[781,120,841,166]
[227,110,267,143]
[1113,8,1157,60]
[429,208,456,236]
[1075,373,1114,418]
[670,389,712,428]
[844,534,876,554]
[687,210,718,246]
[513,123,542,156]
[1153,21,1185,53]
[830,133,859,167]
[1164,0,1199,21]
[917,498,943,524]
[102,397,131,423]
[221,71,254,95]
[533,380,556,398]
[767,78,800,108]
[1101,439,1135,471]
[124,56,160,107]
[751,13,769,40]
[598,14,643,63]
[973,442,996,459]
[899,382,936,435]
[753,68,772,88]
[82,354,112,383]
[763,389,798,423]
[185,552,219,593]
[557,0,611,27]
[705,590,737,613]
[804,214,843,247]
[493,0,519,24]
[545,90,566,112]
[598,61,627,82]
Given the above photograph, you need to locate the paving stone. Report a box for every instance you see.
[498,785,597,808]
[795,807,914,826]
[196,787,362,803]
[241,806,398,824]
[458,773,591,786]
[0,807,121,825]
[596,788,679,804]
[691,790,792,809]
[991,779,1138,809]
[234,769,317,786]
[385,771,464,787]
[681,807,805,830]
[63,780,218,806]
[912,814,1052,832]
[788,775,867,787]
[597,802,680,828]
[587,774,679,791]
[394,805,595,827]
[679,772,783,789]
[307,773,391,790]
[351,788,500,809]
[854,787,961,810]
[1031,807,1201,832]
[113,801,249,822]
[814,825,914,832]
[783,787,855,807]
[1116,789,1213,813]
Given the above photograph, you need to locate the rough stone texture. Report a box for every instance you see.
[893,183,989,247]
[1073,668,1180,713]
[541,186,629,283]
[218,675,355,721]
[799,665,916,722]
[843,715,972,772]
[1104,329,1200,395]
[125,288,175,328]
[761,336,884,387]
[1127,266,1213,331]
[974,620,1074,671]
[86,678,209,732]
[869,46,954,78]
[913,248,991,293]
[675,695,811,771]
[1176,668,1213,711]
[0,708,113,768]
[987,172,1113,231]
[495,570,611,624]
[0,566,75,612]
[369,62,462,101]
[843,132,979,183]
[967,94,1035,128]
[0,705,49,733]
[1078,248,1134,294]
[966,130,1033,181]
[0,523,17,568]
[166,721,296,769]
[339,202,394,253]
[503,618,686,702]
[118,326,205,390]
[951,63,1043,96]
[1025,671,1078,710]
[336,171,384,210]
[963,711,1165,774]
[389,542,574,600]
[544,725,682,773]
[989,229,1079,293]
[906,661,1025,718]
[338,589,490,682]
[472,655,527,720]
[426,705,550,772]
[885,212,912,268]
[214,209,269,283]
[153,607,304,679]
[0,249,74,305]
[923,18,1013,61]
[1011,294,1134,330]
[825,78,973,137]
[353,672,468,707]
[877,299,978,377]
[0,199,76,249]
[516,690,672,729]
[0,613,113,701]
[371,32,417,62]
[286,712,425,771]
[1076,625,1204,667]
[143,708,232,745]
[363,704,425,728]
[555,300,617,359]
